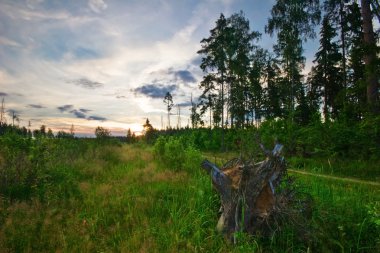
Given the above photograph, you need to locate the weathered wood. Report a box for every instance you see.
[201,159,232,202]
[201,143,307,241]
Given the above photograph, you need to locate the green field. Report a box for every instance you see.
[1,142,379,252]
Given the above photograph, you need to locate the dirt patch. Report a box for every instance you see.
[118,145,153,163]
[151,170,188,183]
[96,183,113,196]
[79,182,91,192]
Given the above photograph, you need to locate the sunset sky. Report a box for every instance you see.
[0,0,318,136]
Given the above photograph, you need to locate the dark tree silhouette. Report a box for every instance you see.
[163,92,174,128]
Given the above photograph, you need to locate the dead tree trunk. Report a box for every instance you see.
[201,144,311,242]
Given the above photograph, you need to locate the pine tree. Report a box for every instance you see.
[266,0,321,121]
[346,2,366,120]
[361,0,379,114]
[163,92,174,128]
[324,0,350,93]
[198,12,260,130]
[198,14,228,131]
[247,48,267,126]
[227,12,261,128]
[310,15,343,120]
[143,118,155,143]
[198,92,216,128]
[47,128,54,138]
[40,125,46,137]
[263,55,282,119]
[126,128,134,143]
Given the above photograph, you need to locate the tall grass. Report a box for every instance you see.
[1,139,379,252]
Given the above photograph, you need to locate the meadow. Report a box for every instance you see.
[0,135,379,252]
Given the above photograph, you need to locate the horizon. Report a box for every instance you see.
[0,0,319,136]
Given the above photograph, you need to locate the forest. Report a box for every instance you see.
[0,0,379,252]
[189,0,379,131]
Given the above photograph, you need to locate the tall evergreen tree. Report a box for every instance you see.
[263,55,282,119]
[198,75,220,127]
[345,2,366,119]
[247,48,267,126]
[163,92,174,128]
[198,14,229,149]
[40,125,46,137]
[361,0,379,114]
[143,118,155,143]
[198,92,216,128]
[266,0,321,121]
[47,128,54,138]
[227,12,261,128]
[198,12,260,130]
[310,15,343,120]
[190,103,202,128]
[324,0,350,93]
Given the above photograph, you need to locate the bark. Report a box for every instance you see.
[202,143,313,242]
[340,0,347,95]
[361,0,379,114]
[202,144,285,240]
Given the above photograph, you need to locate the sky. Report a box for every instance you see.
[0,0,319,136]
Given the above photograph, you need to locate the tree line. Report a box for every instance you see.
[193,0,379,130]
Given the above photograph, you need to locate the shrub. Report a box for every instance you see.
[183,146,203,172]
[0,133,121,202]
[163,137,185,171]
[153,136,166,158]
[0,132,35,200]
[154,136,203,172]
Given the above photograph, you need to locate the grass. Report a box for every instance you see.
[293,174,379,252]
[289,157,380,182]
[0,143,379,252]
[204,150,380,182]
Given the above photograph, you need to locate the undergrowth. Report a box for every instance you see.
[0,136,379,252]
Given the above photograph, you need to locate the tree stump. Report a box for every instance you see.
[201,144,311,242]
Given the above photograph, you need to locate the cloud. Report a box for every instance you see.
[26,0,44,10]
[59,106,95,119]
[0,0,267,132]
[177,101,193,107]
[0,92,8,97]
[57,104,73,112]
[58,105,105,121]
[88,0,107,13]
[191,56,202,67]
[79,108,91,113]
[148,68,197,86]
[70,109,87,119]
[88,115,107,121]
[69,78,104,89]
[28,104,45,109]
[73,47,100,60]
[0,36,22,48]
[0,2,72,21]
[173,70,196,83]
[133,84,177,98]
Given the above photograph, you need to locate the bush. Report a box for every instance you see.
[163,137,184,170]
[183,146,203,172]
[0,133,121,202]
[154,136,203,172]
[0,133,35,200]
[153,136,166,158]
